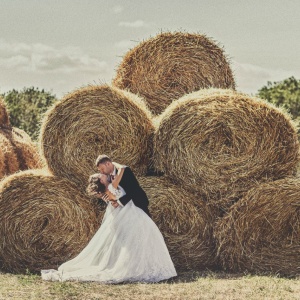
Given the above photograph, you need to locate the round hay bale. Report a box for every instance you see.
[214,178,300,276]
[0,170,101,273]
[11,128,43,169]
[40,85,154,192]
[0,128,43,179]
[113,31,235,115]
[139,176,219,270]
[0,97,10,127]
[0,133,19,178]
[153,89,300,210]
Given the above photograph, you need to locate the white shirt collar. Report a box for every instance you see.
[112,166,117,176]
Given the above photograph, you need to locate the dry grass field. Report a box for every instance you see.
[0,270,299,300]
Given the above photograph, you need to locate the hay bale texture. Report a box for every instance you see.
[0,97,10,127]
[113,32,235,115]
[0,128,43,178]
[0,98,42,179]
[214,178,300,276]
[0,132,19,178]
[139,176,219,270]
[40,85,154,192]
[0,169,101,273]
[153,89,300,210]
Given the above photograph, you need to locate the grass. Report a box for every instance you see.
[0,270,299,300]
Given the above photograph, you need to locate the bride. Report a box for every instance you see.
[41,165,177,283]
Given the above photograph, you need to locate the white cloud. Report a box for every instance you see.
[118,20,148,28]
[232,60,300,95]
[115,40,137,50]
[112,5,124,14]
[0,39,108,74]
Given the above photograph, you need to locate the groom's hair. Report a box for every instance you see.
[95,154,111,167]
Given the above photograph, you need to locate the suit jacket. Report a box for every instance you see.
[117,167,151,217]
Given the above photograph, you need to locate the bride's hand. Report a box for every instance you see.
[110,200,119,208]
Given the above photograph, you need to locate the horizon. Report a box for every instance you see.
[0,0,299,99]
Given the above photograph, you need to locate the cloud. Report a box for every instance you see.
[232,60,300,95]
[0,39,108,74]
[118,20,148,28]
[112,5,124,14]
[115,40,137,50]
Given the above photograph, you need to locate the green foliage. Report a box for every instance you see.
[257,77,300,119]
[2,87,58,140]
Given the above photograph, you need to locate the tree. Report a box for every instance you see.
[3,87,58,140]
[257,77,300,120]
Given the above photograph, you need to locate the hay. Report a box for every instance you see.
[11,128,43,169]
[139,176,219,270]
[113,31,235,115]
[0,127,43,179]
[0,97,10,127]
[0,133,19,178]
[0,97,42,178]
[153,89,300,210]
[40,85,154,192]
[0,169,102,273]
[214,178,300,276]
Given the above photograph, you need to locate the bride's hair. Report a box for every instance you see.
[86,174,106,196]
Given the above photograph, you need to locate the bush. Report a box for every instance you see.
[257,77,300,120]
[3,87,58,140]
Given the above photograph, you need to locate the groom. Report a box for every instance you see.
[95,154,151,217]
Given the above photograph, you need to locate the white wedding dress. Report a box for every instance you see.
[41,184,177,283]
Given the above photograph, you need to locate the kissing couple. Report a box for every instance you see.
[41,154,177,283]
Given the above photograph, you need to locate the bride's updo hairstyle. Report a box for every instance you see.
[86,174,106,197]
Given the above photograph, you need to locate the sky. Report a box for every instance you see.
[0,0,299,98]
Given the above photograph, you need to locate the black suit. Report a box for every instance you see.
[117,167,151,217]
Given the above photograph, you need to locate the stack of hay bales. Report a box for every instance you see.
[113,31,235,115]
[39,82,221,271]
[111,32,238,270]
[0,170,101,272]
[0,85,154,273]
[152,88,300,275]
[0,97,42,178]
[153,89,300,211]
[1,31,299,276]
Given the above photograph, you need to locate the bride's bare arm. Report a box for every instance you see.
[111,167,125,189]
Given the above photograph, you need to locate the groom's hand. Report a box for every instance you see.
[104,191,117,201]
[102,192,116,202]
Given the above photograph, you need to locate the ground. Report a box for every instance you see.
[0,270,299,300]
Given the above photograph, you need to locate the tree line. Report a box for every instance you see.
[1,76,300,141]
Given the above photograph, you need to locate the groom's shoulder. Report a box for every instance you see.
[112,162,133,175]
[123,166,132,173]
